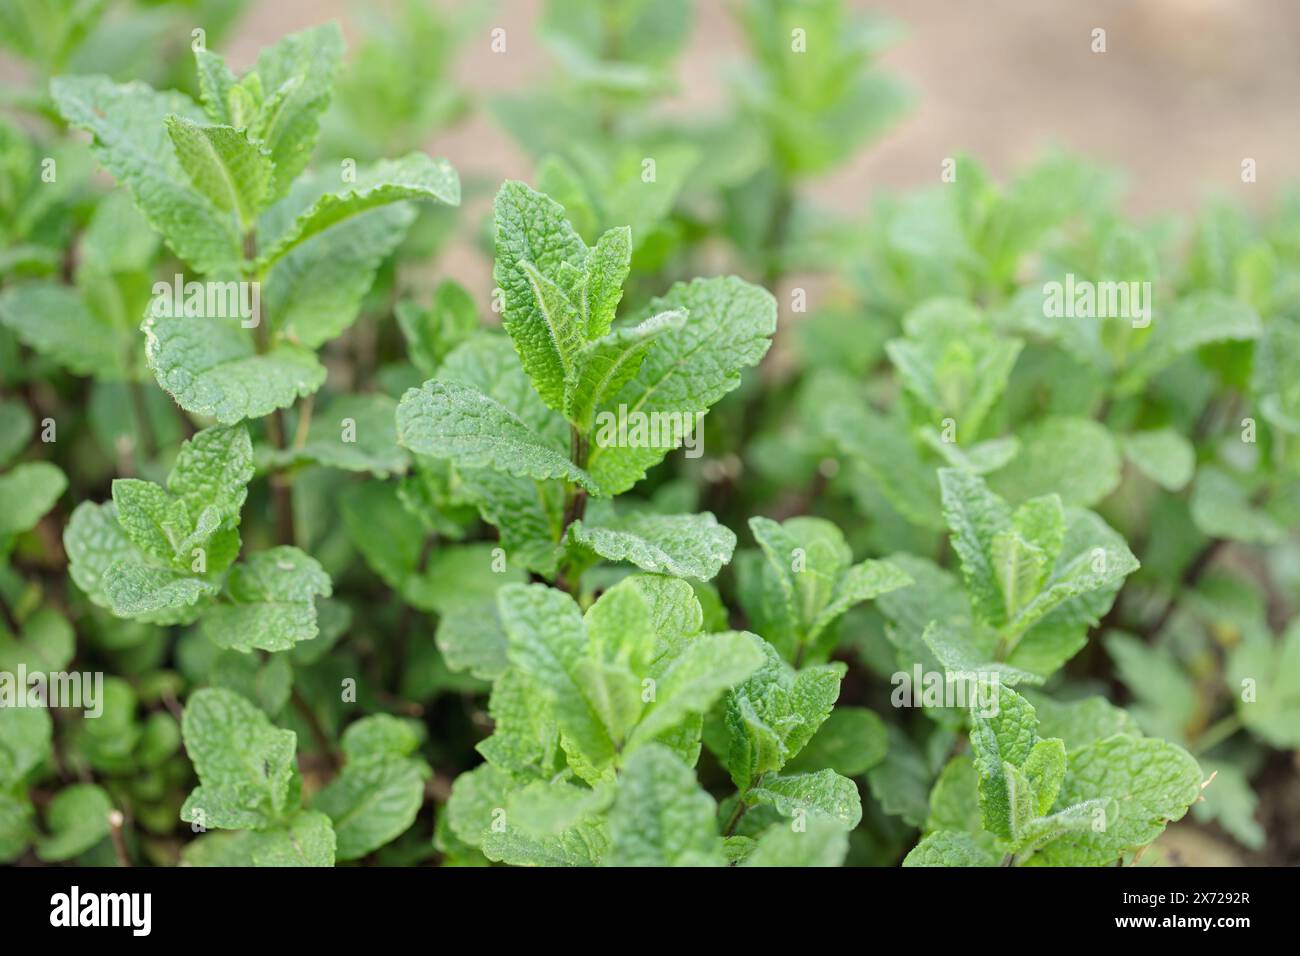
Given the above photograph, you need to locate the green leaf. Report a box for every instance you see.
[102,561,219,620]
[436,603,511,682]
[586,276,777,494]
[0,705,52,788]
[604,744,725,866]
[566,510,736,581]
[564,309,686,430]
[396,379,599,492]
[0,398,32,468]
[35,784,113,862]
[1125,291,1262,385]
[270,393,408,476]
[969,684,1038,840]
[111,477,190,562]
[341,715,422,762]
[1105,632,1198,743]
[397,279,480,377]
[251,23,346,199]
[247,810,336,867]
[0,461,65,535]
[1004,509,1137,675]
[180,687,299,829]
[886,299,1022,438]
[1021,737,1066,816]
[493,181,590,410]
[314,757,425,861]
[739,815,848,867]
[261,179,419,349]
[0,282,127,379]
[506,779,610,835]
[722,641,845,789]
[0,792,33,863]
[1190,466,1283,545]
[1027,735,1202,866]
[259,153,459,267]
[168,423,254,523]
[1023,692,1140,750]
[939,468,1010,626]
[785,707,888,777]
[165,116,271,228]
[1121,428,1195,491]
[51,75,242,275]
[583,225,631,338]
[903,830,1000,867]
[989,416,1121,507]
[0,607,74,674]
[194,48,237,124]
[1193,760,1264,850]
[450,763,606,866]
[991,530,1047,622]
[1227,623,1300,748]
[498,583,616,777]
[201,546,331,653]
[143,314,326,425]
[751,770,863,829]
[628,631,766,751]
[809,558,913,647]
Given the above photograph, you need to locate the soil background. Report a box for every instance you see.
[220,0,1300,294]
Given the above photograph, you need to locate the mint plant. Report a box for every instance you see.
[2,4,1296,870]
[394,180,776,594]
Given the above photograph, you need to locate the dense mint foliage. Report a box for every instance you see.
[0,0,1294,869]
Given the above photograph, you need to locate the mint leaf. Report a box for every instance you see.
[604,744,724,867]
[258,153,459,267]
[164,116,272,228]
[200,546,332,653]
[903,830,999,867]
[989,417,1121,508]
[785,707,888,778]
[1227,623,1300,747]
[626,630,765,750]
[969,683,1038,840]
[246,811,336,867]
[739,815,849,867]
[396,379,599,493]
[0,282,127,378]
[939,468,1010,626]
[750,769,863,829]
[143,314,326,425]
[586,276,777,494]
[180,687,298,830]
[566,510,736,581]
[251,23,345,199]
[583,225,632,338]
[0,461,66,535]
[498,583,616,776]
[1028,735,1202,866]
[168,423,255,522]
[493,180,589,410]
[564,309,686,430]
[51,75,242,274]
[1121,428,1195,492]
[314,753,425,861]
[35,784,113,862]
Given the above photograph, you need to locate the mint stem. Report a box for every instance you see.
[245,228,297,547]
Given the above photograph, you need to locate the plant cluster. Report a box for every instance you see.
[1,0,1296,868]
